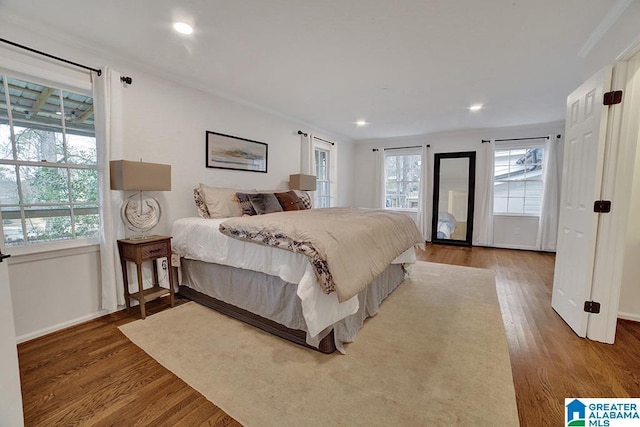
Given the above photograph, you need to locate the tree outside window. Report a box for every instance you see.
[385,151,421,210]
[0,74,99,247]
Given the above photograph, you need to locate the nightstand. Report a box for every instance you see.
[117,235,175,319]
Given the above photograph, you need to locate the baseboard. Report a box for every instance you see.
[16,309,113,344]
[618,312,640,323]
[489,243,539,251]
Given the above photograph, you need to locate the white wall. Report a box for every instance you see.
[354,122,564,248]
[619,119,640,319]
[0,19,355,340]
[493,215,540,250]
[0,261,23,426]
[9,248,101,340]
[121,71,355,235]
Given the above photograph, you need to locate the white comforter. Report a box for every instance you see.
[171,217,416,337]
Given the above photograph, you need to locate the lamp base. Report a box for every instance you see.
[120,192,162,234]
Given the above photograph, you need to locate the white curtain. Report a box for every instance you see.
[93,68,125,311]
[537,135,561,251]
[416,145,430,241]
[298,132,316,206]
[474,140,495,246]
[372,149,385,208]
[300,132,315,176]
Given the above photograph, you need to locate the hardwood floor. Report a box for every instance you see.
[17,245,640,426]
[417,244,640,426]
[18,298,239,427]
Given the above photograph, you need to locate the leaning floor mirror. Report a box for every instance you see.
[431,151,476,246]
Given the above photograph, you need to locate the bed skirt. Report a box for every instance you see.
[178,259,406,353]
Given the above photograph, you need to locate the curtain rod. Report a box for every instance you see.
[372,144,429,152]
[0,37,102,76]
[481,134,561,143]
[0,38,134,85]
[296,130,335,146]
[313,136,335,146]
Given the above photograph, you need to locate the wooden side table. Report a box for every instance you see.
[117,235,175,319]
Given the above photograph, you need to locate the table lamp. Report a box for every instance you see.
[110,160,171,238]
[289,174,317,191]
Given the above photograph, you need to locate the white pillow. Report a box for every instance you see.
[198,184,242,218]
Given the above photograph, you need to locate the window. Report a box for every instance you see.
[314,147,330,208]
[385,150,421,210]
[493,146,544,215]
[0,74,99,247]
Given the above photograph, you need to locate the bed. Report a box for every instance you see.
[171,185,424,353]
[437,211,457,239]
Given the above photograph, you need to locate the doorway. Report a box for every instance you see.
[431,152,476,246]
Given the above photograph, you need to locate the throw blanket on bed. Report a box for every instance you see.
[219,207,424,302]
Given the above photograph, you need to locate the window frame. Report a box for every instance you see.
[314,146,331,208]
[0,71,100,255]
[493,141,545,217]
[384,147,422,212]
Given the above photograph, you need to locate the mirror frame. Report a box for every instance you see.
[431,151,476,246]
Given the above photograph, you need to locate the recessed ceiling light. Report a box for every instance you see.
[355,120,368,127]
[469,104,483,112]
[173,22,194,35]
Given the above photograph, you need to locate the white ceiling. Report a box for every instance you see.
[0,0,620,140]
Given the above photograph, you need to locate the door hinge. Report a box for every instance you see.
[593,200,611,213]
[584,301,601,314]
[603,90,623,105]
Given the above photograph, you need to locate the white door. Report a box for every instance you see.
[552,67,612,337]
[0,249,24,426]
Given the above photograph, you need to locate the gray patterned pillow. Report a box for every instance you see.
[235,192,257,216]
[193,188,210,218]
[248,193,283,215]
[296,191,312,209]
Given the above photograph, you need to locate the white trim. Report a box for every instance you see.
[385,208,418,213]
[312,137,337,207]
[615,33,640,62]
[588,53,640,343]
[494,139,547,150]
[618,312,640,322]
[15,308,113,344]
[490,243,539,251]
[6,242,99,264]
[578,0,634,58]
[493,214,540,219]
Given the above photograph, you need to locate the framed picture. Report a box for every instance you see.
[206,131,268,173]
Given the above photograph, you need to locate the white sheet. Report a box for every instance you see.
[437,211,457,239]
[171,217,416,337]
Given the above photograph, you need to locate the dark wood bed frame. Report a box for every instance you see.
[178,285,337,354]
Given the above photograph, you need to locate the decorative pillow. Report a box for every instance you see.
[198,184,242,218]
[235,192,257,216]
[193,188,210,218]
[294,190,313,209]
[248,193,283,215]
[274,190,303,211]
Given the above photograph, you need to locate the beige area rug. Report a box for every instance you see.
[119,261,519,426]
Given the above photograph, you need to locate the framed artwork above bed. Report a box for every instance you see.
[206,131,268,173]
